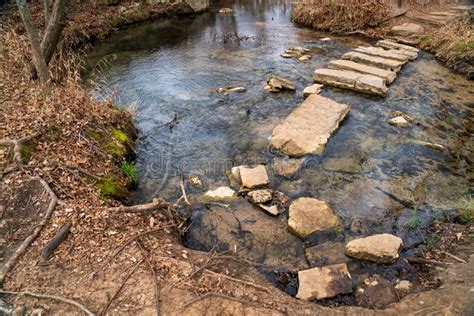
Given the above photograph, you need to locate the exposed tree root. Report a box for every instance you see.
[137,239,161,316]
[109,198,170,214]
[100,259,144,316]
[0,289,95,316]
[182,292,250,310]
[0,177,57,284]
[173,175,191,207]
[0,133,40,163]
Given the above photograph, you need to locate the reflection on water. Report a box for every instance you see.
[86,0,474,272]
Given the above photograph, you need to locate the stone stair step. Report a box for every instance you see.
[328,60,397,84]
[376,40,419,53]
[269,94,349,157]
[313,68,388,96]
[341,52,405,72]
[354,46,413,62]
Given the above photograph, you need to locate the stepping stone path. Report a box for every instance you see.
[270,94,349,156]
[314,39,420,96]
[406,5,471,26]
[345,233,403,263]
[296,263,353,300]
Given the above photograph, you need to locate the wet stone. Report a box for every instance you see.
[258,204,279,216]
[302,84,323,97]
[288,197,341,239]
[355,275,398,309]
[354,46,411,62]
[376,39,420,53]
[342,51,405,72]
[391,23,425,37]
[322,157,370,173]
[202,186,237,202]
[345,233,403,263]
[270,94,350,156]
[389,116,408,127]
[247,189,272,204]
[314,68,388,96]
[273,156,304,177]
[328,59,397,84]
[239,165,269,189]
[296,263,352,300]
[298,55,311,61]
[304,242,348,267]
[265,75,296,92]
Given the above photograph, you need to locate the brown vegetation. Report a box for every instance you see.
[292,0,390,33]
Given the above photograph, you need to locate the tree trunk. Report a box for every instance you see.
[16,0,51,96]
[41,0,68,66]
[44,0,50,26]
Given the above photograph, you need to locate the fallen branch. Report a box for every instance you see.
[109,198,170,214]
[0,132,40,163]
[173,175,191,207]
[0,177,57,284]
[0,289,94,316]
[182,292,250,310]
[405,256,452,266]
[137,239,160,316]
[441,251,467,264]
[40,221,72,262]
[93,224,175,277]
[101,259,144,316]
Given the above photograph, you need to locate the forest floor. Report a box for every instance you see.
[0,1,473,315]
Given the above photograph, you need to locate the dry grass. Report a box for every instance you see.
[292,0,390,33]
[420,12,474,76]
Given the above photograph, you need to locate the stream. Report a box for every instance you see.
[85,0,474,305]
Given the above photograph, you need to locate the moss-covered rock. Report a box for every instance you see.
[97,175,129,200]
[20,140,36,164]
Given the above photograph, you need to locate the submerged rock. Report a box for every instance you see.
[305,242,348,267]
[247,189,272,204]
[410,140,445,151]
[270,94,350,156]
[302,84,323,98]
[258,204,279,216]
[188,175,203,187]
[273,156,304,177]
[298,55,311,61]
[356,275,398,309]
[288,197,341,239]
[239,165,269,189]
[202,186,237,202]
[281,46,310,59]
[296,263,352,300]
[391,23,425,37]
[388,116,408,127]
[345,233,403,263]
[264,75,296,92]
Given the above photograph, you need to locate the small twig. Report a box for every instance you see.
[182,292,250,310]
[137,239,160,316]
[0,177,57,284]
[0,132,40,163]
[93,224,175,276]
[441,251,467,264]
[40,221,72,262]
[174,175,191,207]
[101,259,144,316]
[109,198,170,214]
[0,289,94,315]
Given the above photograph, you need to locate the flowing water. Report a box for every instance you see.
[86,0,474,303]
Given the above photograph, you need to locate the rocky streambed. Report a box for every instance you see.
[85,0,474,309]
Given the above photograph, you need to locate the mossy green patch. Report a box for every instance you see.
[121,162,138,183]
[97,176,128,199]
[112,129,130,144]
[420,35,432,47]
[453,40,474,55]
[20,140,36,164]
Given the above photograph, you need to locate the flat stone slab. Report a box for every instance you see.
[391,23,425,37]
[345,233,403,263]
[354,46,413,62]
[239,165,269,189]
[328,59,397,84]
[305,242,348,267]
[342,52,405,72]
[303,83,323,97]
[314,68,388,96]
[203,186,237,202]
[296,263,352,300]
[376,39,419,53]
[288,197,341,239]
[269,94,350,156]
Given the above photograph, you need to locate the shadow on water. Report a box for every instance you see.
[85,0,474,306]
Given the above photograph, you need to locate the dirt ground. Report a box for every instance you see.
[1,1,473,315]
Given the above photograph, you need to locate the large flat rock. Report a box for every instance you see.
[342,51,405,72]
[288,197,341,239]
[296,263,353,300]
[391,23,425,37]
[328,59,397,84]
[345,233,403,263]
[376,39,419,53]
[269,94,349,157]
[314,68,388,96]
[239,165,269,189]
[354,46,414,62]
